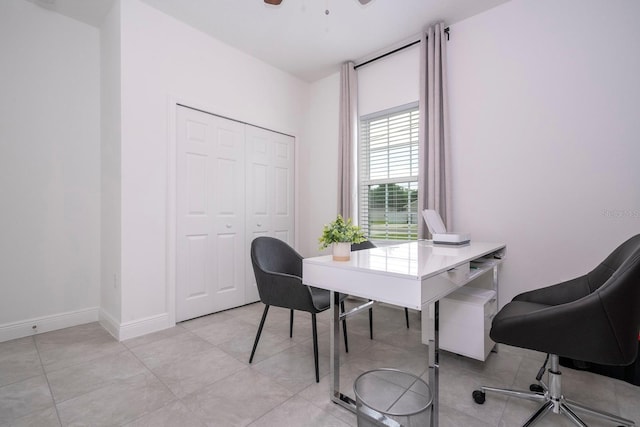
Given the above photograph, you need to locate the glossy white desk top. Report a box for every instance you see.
[304,240,505,280]
[303,240,505,309]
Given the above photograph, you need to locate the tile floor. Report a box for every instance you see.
[1,300,639,426]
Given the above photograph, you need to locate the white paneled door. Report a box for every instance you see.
[245,126,295,303]
[176,106,246,322]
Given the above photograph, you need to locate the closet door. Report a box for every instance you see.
[245,126,294,303]
[176,106,246,322]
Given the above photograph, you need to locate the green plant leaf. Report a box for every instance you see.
[318,215,367,250]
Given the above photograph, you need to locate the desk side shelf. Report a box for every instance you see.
[439,256,501,361]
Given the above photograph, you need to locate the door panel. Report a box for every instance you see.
[244,126,295,303]
[186,153,207,215]
[272,135,294,248]
[185,235,207,298]
[274,230,291,243]
[176,106,245,321]
[177,108,213,322]
[210,116,245,312]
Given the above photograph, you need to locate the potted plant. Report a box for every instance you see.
[319,215,366,261]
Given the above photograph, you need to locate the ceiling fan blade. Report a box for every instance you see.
[264,0,283,5]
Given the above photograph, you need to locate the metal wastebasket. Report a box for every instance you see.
[353,368,432,427]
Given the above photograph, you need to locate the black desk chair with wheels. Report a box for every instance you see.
[351,241,410,340]
[249,236,349,383]
[473,234,640,426]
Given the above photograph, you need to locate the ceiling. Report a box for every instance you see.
[27,0,510,82]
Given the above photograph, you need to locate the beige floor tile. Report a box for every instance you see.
[123,400,206,427]
[35,323,126,373]
[615,379,640,423]
[123,325,190,349]
[47,350,147,403]
[128,331,214,370]
[56,371,174,426]
[436,364,509,427]
[189,316,258,346]
[0,337,42,387]
[252,343,330,393]
[151,346,246,398]
[179,311,236,331]
[249,395,350,427]
[439,403,492,427]
[223,302,265,322]
[217,327,296,365]
[345,340,428,378]
[182,369,294,427]
[1,406,61,427]
[0,375,54,425]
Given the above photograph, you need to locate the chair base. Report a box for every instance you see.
[473,355,636,427]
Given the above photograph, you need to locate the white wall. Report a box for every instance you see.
[100,0,122,329]
[448,0,640,305]
[298,72,340,257]
[113,0,309,337]
[357,43,420,117]
[0,0,101,339]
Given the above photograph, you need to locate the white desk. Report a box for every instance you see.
[303,240,506,427]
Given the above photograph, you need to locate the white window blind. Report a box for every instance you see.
[359,103,419,241]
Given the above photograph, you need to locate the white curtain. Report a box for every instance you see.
[418,23,451,238]
[337,61,358,219]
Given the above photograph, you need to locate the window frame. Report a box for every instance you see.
[358,102,420,242]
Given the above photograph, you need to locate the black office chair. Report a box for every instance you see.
[351,240,410,340]
[249,236,349,383]
[473,234,640,426]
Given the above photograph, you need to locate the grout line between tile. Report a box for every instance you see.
[32,334,63,427]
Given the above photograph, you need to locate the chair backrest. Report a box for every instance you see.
[587,234,640,292]
[251,236,302,277]
[352,240,376,251]
[250,236,316,312]
[593,234,640,364]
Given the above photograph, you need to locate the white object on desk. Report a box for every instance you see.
[422,209,470,245]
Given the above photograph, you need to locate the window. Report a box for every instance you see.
[359,104,419,241]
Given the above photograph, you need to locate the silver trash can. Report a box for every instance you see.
[353,368,432,427]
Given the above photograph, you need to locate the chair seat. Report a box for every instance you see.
[309,287,347,311]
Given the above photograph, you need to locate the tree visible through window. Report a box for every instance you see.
[359,104,419,241]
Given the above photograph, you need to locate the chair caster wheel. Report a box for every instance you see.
[529,384,544,393]
[472,390,486,404]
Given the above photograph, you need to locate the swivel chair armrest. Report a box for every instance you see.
[515,275,591,306]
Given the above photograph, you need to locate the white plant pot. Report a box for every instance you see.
[332,242,351,261]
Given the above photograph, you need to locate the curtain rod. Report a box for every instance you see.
[354,27,449,70]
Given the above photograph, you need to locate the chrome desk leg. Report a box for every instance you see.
[492,264,500,354]
[330,291,356,412]
[330,291,339,402]
[427,299,440,427]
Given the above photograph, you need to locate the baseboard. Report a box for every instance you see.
[98,308,121,340]
[0,307,99,343]
[117,312,173,341]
